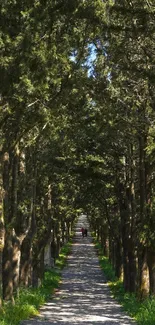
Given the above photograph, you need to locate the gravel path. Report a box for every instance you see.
[20,215,137,325]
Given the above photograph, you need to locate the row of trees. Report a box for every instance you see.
[87,0,155,299]
[0,0,100,303]
[0,0,155,304]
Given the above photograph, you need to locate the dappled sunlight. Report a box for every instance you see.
[21,215,136,325]
[71,243,95,248]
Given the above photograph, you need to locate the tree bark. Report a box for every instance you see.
[20,174,37,287]
[2,229,14,302]
[137,121,150,298]
[147,249,155,295]
[10,150,21,296]
[2,151,14,301]
[0,153,5,306]
[115,238,123,279]
[20,235,33,287]
[138,246,149,299]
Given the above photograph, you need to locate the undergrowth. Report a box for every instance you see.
[0,240,72,325]
[93,237,155,325]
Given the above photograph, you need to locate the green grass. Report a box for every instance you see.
[0,240,72,325]
[0,271,59,325]
[93,236,155,325]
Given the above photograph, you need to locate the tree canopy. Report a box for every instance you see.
[0,0,155,302]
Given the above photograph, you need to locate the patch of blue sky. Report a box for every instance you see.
[86,44,97,76]
[69,44,96,76]
[70,49,78,62]
[69,43,108,77]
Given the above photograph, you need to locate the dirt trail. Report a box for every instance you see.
[21,215,137,325]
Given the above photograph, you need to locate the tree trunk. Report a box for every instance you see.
[108,233,113,264]
[51,238,56,265]
[66,221,70,242]
[128,240,137,292]
[118,150,137,293]
[32,265,39,288]
[96,220,100,242]
[32,249,45,288]
[20,160,37,287]
[138,246,149,299]
[20,235,33,287]
[61,219,65,245]
[2,149,24,300]
[2,229,14,303]
[0,219,5,306]
[2,151,15,301]
[122,238,130,292]
[119,188,130,292]
[147,249,155,295]
[56,234,61,258]
[20,198,36,287]
[115,238,123,279]
[0,154,5,306]
[137,125,150,298]
[10,150,21,296]
[100,224,109,257]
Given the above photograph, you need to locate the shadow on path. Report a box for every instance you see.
[21,215,137,325]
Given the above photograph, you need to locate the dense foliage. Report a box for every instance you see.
[0,0,155,309]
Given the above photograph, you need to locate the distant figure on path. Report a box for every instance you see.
[81,227,87,237]
[81,227,85,237]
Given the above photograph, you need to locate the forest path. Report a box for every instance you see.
[21,215,136,325]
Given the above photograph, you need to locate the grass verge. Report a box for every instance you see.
[0,240,72,325]
[93,237,155,325]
